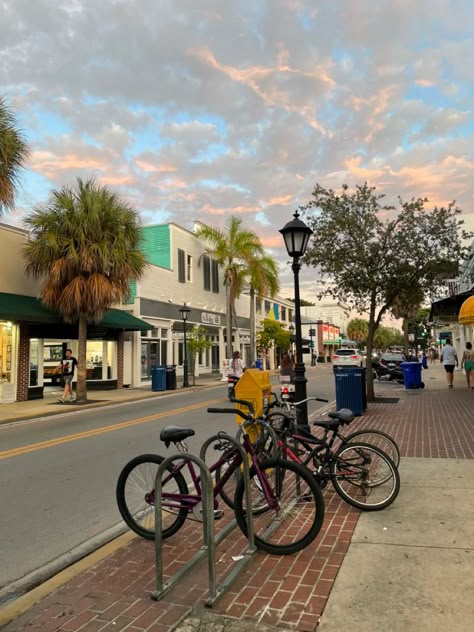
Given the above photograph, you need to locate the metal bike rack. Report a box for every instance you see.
[152,433,255,607]
[235,417,279,459]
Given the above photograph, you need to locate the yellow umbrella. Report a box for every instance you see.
[459,295,474,325]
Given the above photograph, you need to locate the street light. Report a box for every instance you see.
[179,304,191,388]
[280,210,313,428]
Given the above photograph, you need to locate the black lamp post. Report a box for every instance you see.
[179,304,191,388]
[280,210,313,427]
[309,327,316,365]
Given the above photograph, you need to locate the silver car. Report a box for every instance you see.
[332,348,363,367]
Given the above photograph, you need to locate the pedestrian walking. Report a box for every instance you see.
[440,338,458,389]
[56,348,78,402]
[429,347,436,365]
[230,350,245,378]
[460,342,474,389]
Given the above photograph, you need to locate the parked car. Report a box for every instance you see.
[332,348,363,367]
[375,352,406,383]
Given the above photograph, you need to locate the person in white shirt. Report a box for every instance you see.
[230,350,245,377]
[440,339,458,389]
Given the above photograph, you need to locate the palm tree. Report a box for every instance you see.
[196,216,264,359]
[0,96,30,216]
[347,318,369,345]
[24,178,147,403]
[247,254,279,366]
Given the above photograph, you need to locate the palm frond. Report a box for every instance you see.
[0,97,30,214]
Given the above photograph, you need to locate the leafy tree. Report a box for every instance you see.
[187,325,212,386]
[248,254,279,366]
[257,319,291,366]
[24,178,146,403]
[286,297,315,306]
[0,96,29,216]
[195,216,264,359]
[303,183,470,400]
[347,318,369,345]
[406,307,431,350]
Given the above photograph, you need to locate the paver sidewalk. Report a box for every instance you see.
[1,364,472,632]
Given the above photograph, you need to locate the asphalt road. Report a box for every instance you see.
[0,366,335,598]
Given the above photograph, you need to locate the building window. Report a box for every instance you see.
[211,259,219,293]
[264,300,271,315]
[178,248,185,283]
[203,255,211,290]
[203,256,219,293]
[29,339,39,386]
[0,322,14,384]
[256,299,262,314]
[186,254,192,282]
[281,306,286,321]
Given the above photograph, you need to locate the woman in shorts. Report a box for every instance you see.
[461,342,474,389]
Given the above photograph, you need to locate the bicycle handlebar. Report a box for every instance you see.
[229,398,255,415]
[207,407,250,421]
[294,396,329,406]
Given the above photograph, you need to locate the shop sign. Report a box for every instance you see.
[240,335,250,344]
[201,313,221,325]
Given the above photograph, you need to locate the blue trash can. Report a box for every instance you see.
[151,366,166,391]
[422,355,428,369]
[400,362,424,389]
[255,358,263,370]
[333,366,364,415]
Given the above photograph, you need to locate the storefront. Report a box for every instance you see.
[0,321,17,403]
[0,292,152,402]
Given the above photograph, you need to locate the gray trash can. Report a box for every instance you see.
[151,366,166,392]
[166,365,177,390]
[333,366,364,415]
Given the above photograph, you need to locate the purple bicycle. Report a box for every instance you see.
[116,400,325,555]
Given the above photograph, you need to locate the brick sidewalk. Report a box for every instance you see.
[2,367,473,632]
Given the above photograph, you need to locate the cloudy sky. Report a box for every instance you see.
[2,0,474,298]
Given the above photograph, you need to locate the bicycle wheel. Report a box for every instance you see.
[330,443,400,511]
[343,429,400,468]
[234,458,325,555]
[116,454,189,540]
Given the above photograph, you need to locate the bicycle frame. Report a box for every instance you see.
[157,433,277,514]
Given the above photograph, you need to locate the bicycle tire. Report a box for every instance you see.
[343,429,400,468]
[116,454,189,540]
[330,443,400,511]
[234,458,325,555]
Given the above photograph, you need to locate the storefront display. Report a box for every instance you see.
[0,322,17,403]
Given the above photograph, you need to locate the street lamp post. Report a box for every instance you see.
[280,210,313,428]
[309,327,316,366]
[179,304,191,388]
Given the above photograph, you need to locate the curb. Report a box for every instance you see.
[0,380,223,427]
[0,531,136,629]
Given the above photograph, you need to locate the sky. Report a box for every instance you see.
[1,0,474,301]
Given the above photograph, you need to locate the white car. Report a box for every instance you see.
[332,348,363,367]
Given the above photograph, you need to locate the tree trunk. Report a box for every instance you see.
[366,294,377,402]
[226,286,233,360]
[249,287,256,367]
[76,315,88,403]
[403,318,409,355]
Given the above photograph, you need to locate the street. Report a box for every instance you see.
[0,366,335,598]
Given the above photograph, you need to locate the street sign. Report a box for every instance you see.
[309,328,316,337]
[308,342,314,349]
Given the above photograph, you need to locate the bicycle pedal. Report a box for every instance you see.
[213,509,224,520]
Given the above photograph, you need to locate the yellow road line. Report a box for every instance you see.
[0,397,225,461]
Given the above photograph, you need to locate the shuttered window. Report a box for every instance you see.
[178,249,185,283]
[203,255,211,290]
[211,260,219,293]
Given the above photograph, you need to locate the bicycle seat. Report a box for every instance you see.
[160,426,195,444]
[327,409,354,424]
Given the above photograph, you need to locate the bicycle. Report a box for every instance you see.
[116,403,325,555]
[261,406,400,511]
[265,393,400,468]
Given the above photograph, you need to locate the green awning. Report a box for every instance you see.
[0,292,152,331]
